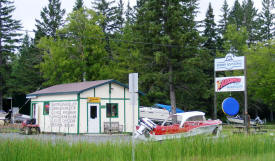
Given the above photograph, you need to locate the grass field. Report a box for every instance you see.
[0,133,275,161]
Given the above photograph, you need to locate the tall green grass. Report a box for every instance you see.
[0,135,274,161]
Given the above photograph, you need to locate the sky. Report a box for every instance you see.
[12,0,263,35]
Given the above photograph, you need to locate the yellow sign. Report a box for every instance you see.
[88,97,101,103]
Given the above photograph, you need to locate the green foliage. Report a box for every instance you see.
[223,24,248,55]
[38,9,110,86]
[246,40,275,110]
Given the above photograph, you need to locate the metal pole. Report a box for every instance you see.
[132,93,135,161]
[214,58,217,120]
[244,56,248,131]
[11,98,13,124]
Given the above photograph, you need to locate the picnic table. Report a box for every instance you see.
[233,125,266,134]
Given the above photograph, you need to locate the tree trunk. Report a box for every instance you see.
[169,63,177,124]
[270,110,273,122]
[0,1,3,111]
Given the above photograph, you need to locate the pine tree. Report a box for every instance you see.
[73,0,84,11]
[35,0,65,40]
[242,0,259,46]
[260,0,274,41]
[115,0,124,33]
[92,0,117,33]
[228,0,244,29]
[203,3,217,55]
[7,34,43,95]
[125,0,135,24]
[218,0,230,36]
[92,0,118,60]
[0,0,22,110]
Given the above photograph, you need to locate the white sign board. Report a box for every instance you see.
[215,76,245,92]
[129,73,138,93]
[215,54,244,71]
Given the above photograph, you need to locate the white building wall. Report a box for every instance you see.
[79,99,88,133]
[30,81,139,134]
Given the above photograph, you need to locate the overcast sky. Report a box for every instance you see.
[13,0,263,35]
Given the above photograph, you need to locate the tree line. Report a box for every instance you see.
[0,0,274,121]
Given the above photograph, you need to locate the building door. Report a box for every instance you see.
[88,103,100,133]
[32,103,38,123]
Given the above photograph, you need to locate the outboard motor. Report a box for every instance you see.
[135,118,156,138]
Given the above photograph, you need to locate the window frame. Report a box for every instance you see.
[43,101,50,115]
[106,103,118,118]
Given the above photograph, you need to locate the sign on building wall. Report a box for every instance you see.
[49,101,78,133]
[215,54,244,71]
[88,97,101,103]
[215,76,245,92]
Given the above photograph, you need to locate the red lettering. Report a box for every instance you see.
[217,78,241,90]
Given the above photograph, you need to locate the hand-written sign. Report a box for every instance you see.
[49,101,77,128]
[88,97,101,103]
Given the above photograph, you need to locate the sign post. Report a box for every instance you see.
[214,53,248,130]
[129,73,138,161]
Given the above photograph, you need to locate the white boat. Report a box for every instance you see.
[135,111,222,141]
[227,115,264,125]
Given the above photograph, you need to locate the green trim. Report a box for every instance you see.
[124,88,126,132]
[27,91,79,97]
[87,103,88,133]
[101,98,130,100]
[30,103,34,118]
[77,93,80,134]
[109,83,111,132]
[31,100,77,103]
[43,101,49,115]
[80,97,130,100]
[99,103,101,133]
[44,114,45,132]
[100,105,106,108]
[106,103,119,118]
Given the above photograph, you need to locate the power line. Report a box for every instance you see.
[18,29,252,52]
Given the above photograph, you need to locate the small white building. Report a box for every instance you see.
[26,79,140,134]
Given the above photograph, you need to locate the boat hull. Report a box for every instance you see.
[137,124,222,141]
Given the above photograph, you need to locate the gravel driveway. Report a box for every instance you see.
[0,133,132,144]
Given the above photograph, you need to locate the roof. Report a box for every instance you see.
[27,79,143,97]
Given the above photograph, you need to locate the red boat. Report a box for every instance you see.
[135,111,222,141]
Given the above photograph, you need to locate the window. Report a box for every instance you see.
[106,103,118,118]
[90,106,97,119]
[44,102,50,115]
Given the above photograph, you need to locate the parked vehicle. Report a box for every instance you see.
[135,111,222,141]
[21,119,40,135]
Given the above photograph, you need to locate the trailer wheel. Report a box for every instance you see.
[36,127,41,134]
[24,127,31,135]
[212,127,221,136]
